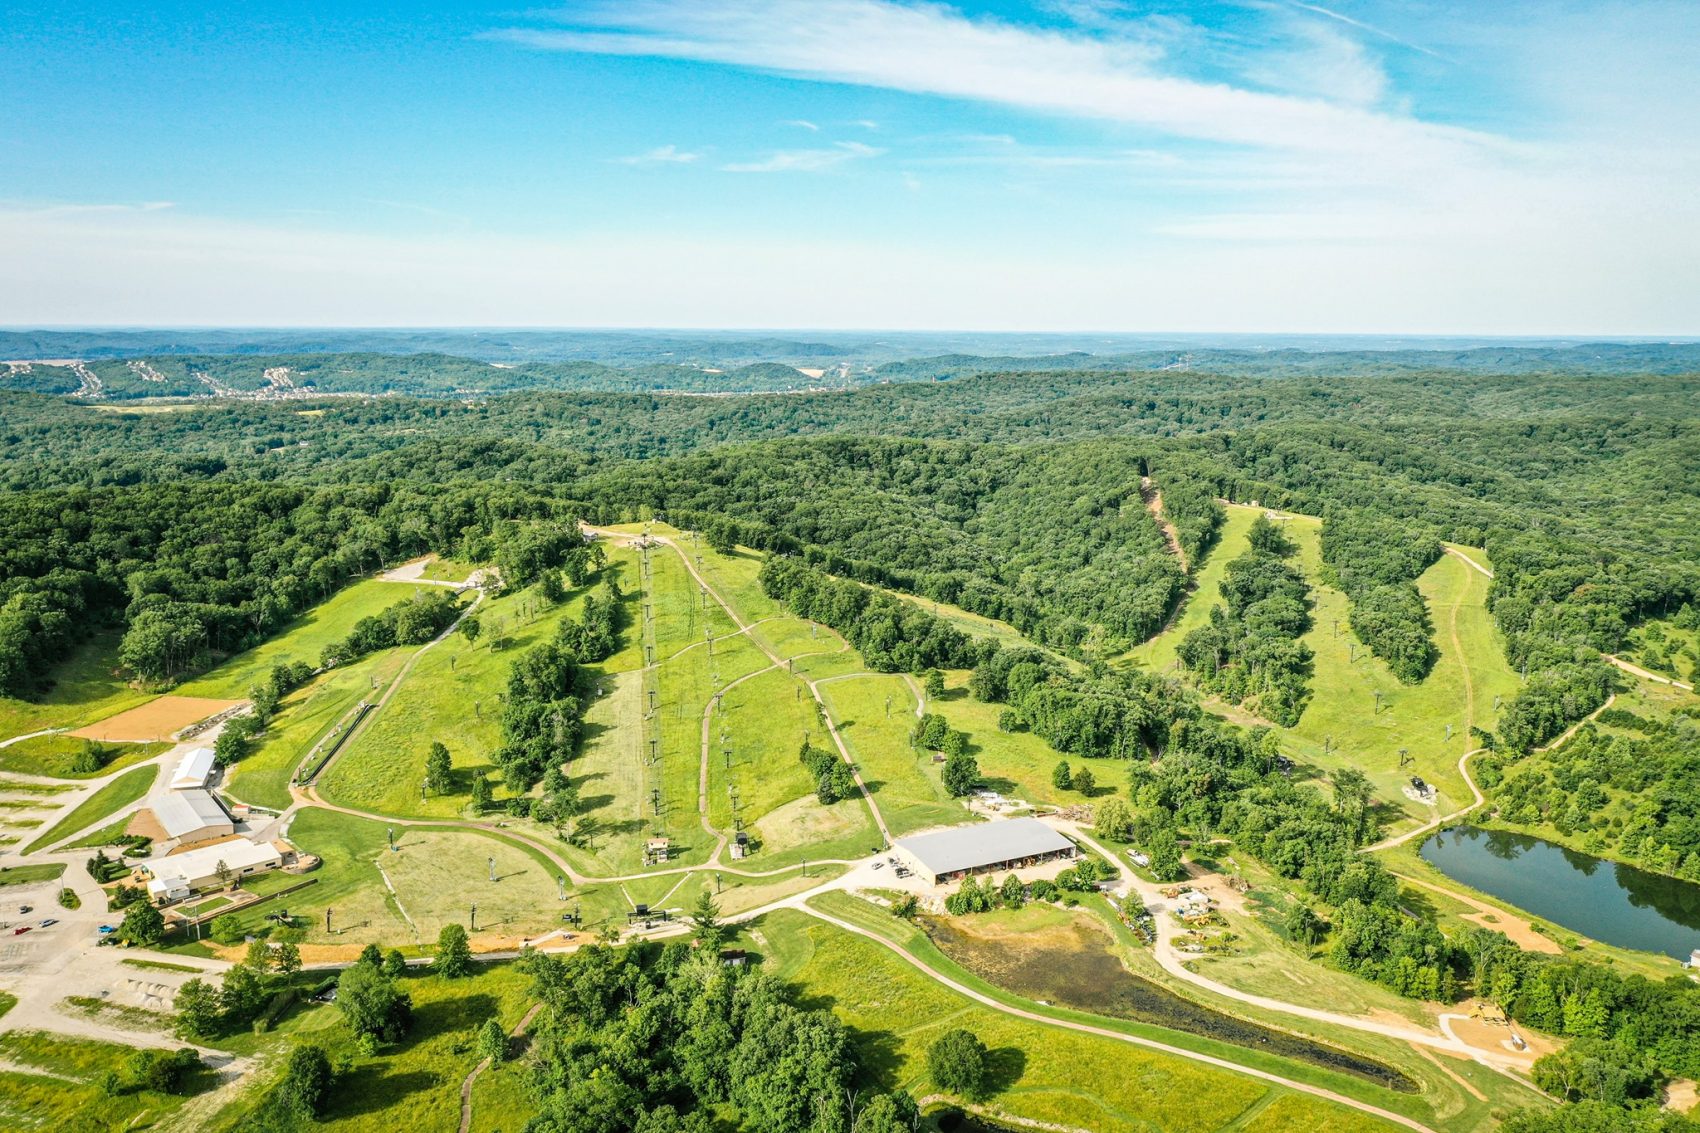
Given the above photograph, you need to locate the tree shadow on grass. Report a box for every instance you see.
[1398,885,1440,922]
[409,991,500,1038]
[1367,798,1409,832]
[983,1045,1028,1095]
[323,1069,440,1119]
[843,1026,908,1090]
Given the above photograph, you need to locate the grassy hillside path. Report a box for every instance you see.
[302,589,485,787]
[797,899,1441,1133]
[586,526,895,847]
[1061,823,1534,1066]
[457,1001,543,1133]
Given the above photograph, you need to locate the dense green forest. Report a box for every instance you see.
[1484,706,1700,881]
[0,481,582,695]
[5,345,1700,1133]
[4,356,1696,738]
[1319,513,1442,682]
[1178,519,1315,724]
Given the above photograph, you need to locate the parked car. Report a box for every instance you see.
[12,925,30,936]
[97,924,116,935]
[38,918,57,928]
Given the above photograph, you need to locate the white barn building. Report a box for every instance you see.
[144,838,286,904]
[169,746,216,791]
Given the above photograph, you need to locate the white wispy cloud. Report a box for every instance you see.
[784,118,820,131]
[615,143,704,164]
[0,199,176,217]
[1239,13,1389,107]
[488,0,1509,175]
[1285,2,1446,60]
[721,140,883,173]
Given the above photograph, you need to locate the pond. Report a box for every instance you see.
[1420,825,1700,961]
[924,912,1414,1092]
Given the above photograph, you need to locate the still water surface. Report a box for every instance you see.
[1420,825,1700,960]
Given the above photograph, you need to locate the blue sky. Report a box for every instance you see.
[2,1,1695,332]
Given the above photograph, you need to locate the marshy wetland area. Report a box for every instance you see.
[923,902,1416,1092]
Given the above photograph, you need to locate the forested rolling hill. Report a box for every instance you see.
[5,356,1695,759]
[5,347,1700,1133]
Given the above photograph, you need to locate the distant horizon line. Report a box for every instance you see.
[3,326,1696,343]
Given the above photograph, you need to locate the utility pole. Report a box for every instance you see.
[470,903,477,932]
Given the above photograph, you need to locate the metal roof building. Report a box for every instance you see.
[169,746,216,791]
[137,788,235,844]
[893,818,1076,886]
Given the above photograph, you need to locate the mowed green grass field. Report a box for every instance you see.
[643,535,741,658]
[818,674,965,837]
[646,621,767,866]
[209,808,624,951]
[225,646,411,810]
[1121,502,1519,837]
[761,909,1401,1133]
[560,669,649,876]
[1283,523,1520,831]
[317,565,629,819]
[177,578,426,699]
[705,666,820,836]
[0,733,168,780]
[708,666,882,866]
[24,762,158,853]
[674,538,787,620]
[749,614,850,664]
[313,549,642,817]
[1125,502,1262,674]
